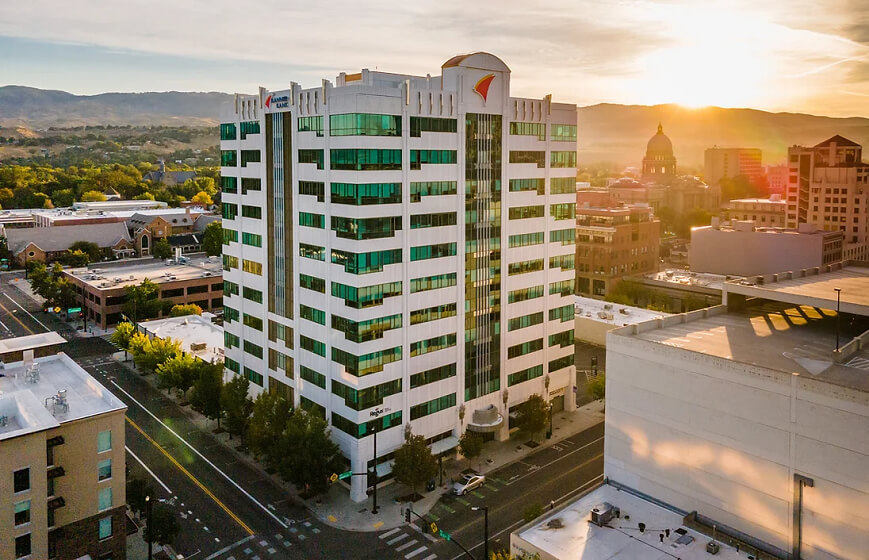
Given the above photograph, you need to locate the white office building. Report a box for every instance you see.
[219,52,577,501]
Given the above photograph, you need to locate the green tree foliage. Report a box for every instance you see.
[68,241,102,263]
[61,249,90,267]
[80,190,107,202]
[458,431,484,470]
[144,503,180,547]
[492,550,542,560]
[587,374,606,402]
[52,188,75,207]
[134,192,156,201]
[156,352,199,397]
[110,321,136,350]
[191,362,224,429]
[130,334,181,374]
[719,174,763,202]
[201,221,222,256]
[516,394,548,442]
[27,262,77,308]
[274,409,343,496]
[605,280,674,312]
[152,238,173,260]
[126,477,154,518]
[247,391,292,466]
[392,433,438,496]
[221,374,253,442]
[169,303,202,317]
[124,278,171,321]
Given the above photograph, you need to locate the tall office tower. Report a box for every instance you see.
[219,52,577,501]
[703,147,763,194]
[786,136,869,260]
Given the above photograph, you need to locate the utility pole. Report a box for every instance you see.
[471,506,488,560]
[372,424,379,515]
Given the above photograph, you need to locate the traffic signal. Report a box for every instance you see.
[405,508,411,523]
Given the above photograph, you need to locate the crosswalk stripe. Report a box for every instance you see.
[380,528,401,539]
[405,546,429,558]
[395,540,418,552]
[437,503,456,514]
[387,533,409,545]
[420,555,437,560]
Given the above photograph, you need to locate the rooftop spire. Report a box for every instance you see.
[657,122,663,134]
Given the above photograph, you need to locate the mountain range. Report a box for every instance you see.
[1,86,867,166]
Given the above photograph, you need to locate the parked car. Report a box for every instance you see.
[452,473,485,496]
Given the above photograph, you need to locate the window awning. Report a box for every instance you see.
[429,436,459,456]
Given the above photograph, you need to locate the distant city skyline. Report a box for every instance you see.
[0,0,867,117]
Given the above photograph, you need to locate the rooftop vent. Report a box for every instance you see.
[546,518,564,529]
[590,502,620,527]
[24,362,39,384]
[45,389,69,416]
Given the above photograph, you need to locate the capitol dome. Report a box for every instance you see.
[646,123,673,156]
[641,122,677,184]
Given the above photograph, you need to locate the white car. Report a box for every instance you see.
[452,473,485,496]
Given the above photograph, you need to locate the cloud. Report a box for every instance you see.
[0,0,867,116]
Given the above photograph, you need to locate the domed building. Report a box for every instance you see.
[641,123,677,184]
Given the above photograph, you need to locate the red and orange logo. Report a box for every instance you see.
[473,74,495,102]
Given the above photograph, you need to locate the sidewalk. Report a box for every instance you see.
[306,401,605,532]
[112,351,604,535]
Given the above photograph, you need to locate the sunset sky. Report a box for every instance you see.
[1,0,867,117]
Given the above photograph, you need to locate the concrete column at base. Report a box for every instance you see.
[495,421,510,442]
[565,366,578,412]
[350,455,368,503]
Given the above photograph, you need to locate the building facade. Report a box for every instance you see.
[726,195,785,227]
[786,135,869,260]
[641,123,677,184]
[1,352,127,560]
[765,163,788,195]
[219,52,577,501]
[704,147,763,189]
[690,220,843,276]
[574,196,660,298]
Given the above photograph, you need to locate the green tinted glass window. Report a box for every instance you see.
[330,113,401,136]
[409,181,457,202]
[551,124,577,142]
[298,116,324,136]
[551,151,576,168]
[220,123,237,140]
[331,248,402,274]
[509,178,545,194]
[509,151,545,167]
[509,122,546,140]
[331,183,401,205]
[410,117,457,136]
[330,149,401,171]
[299,149,325,169]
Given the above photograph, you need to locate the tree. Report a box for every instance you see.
[391,433,438,497]
[169,303,202,317]
[221,374,253,442]
[62,249,90,267]
[274,409,343,496]
[124,279,170,321]
[201,221,222,257]
[191,191,213,205]
[191,362,224,430]
[69,241,102,263]
[134,192,156,201]
[516,394,548,442]
[144,503,180,547]
[80,190,107,202]
[52,188,75,207]
[152,238,173,260]
[491,552,541,560]
[458,431,484,471]
[247,391,292,465]
[126,477,154,518]
[156,352,199,398]
[586,374,606,402]
[131,334,181,374]
[28,262,77,309]
[111,321,136,360]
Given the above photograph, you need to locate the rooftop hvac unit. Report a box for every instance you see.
[190,342,207,352]
[590,503,620,527]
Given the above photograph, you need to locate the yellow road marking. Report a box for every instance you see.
[373,521,384,529]
[0,298,34,334]
[328,515,337,523]
[125,416,254,535]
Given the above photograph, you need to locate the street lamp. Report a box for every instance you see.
[371,424,379,515]
[471,506,489,560]
[834,288,842,352]
[145,494,153,560]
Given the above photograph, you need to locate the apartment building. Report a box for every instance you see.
[785,135,869,260]
[219,52,577,501]
[574,193,660,298]
[726,195,785,227]
[704,147,763,189]
[1,342,127,560]
[765,163,788,195]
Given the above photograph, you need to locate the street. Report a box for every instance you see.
[2,271,605,559]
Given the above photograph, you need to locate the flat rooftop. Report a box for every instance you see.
[513,483,742,560]
[624,302,869,393]
[726,264,869,317]
[139,315,224,362]
[0,332,66,355]
[575,296,669,327]
[0,353,126,440]
[643,269,733,292]
[66,255,223,291]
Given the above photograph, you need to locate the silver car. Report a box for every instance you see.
[452,473,486,495]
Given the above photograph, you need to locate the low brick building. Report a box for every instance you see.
[5,222,136,265]
[63,255,224,329]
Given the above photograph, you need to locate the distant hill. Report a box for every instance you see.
[2,86,867,167]
[0,86,230,128]
[579,103,869,167]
